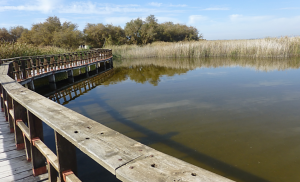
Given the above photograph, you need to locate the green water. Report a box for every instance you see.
[45,57,300,182]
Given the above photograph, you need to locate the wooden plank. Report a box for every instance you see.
[15,173,48,182]
[9,108,14,120]
[65,173,81,182]
[0,149,25,161]
[34,139,59,170]
[116,149,234,182]
[0,169,38,181]
[16,120,30,139]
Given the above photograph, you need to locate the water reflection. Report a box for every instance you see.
[44,57,300,182]
[105,57,300,86]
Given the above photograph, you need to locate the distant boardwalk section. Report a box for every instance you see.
[0,48,233,182]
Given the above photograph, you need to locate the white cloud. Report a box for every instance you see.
[230,14,270,22]
[0,0,60,13]
[188,15,208,24]
[202,7,229,11]
[148,2,162,7]
[169,4,187,7]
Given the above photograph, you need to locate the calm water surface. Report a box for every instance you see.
[41,58,300,182]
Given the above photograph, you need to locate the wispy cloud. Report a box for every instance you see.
[169,4,187,7]
[202,7,229,11]
[230,14,271,22]
[0,0,60,13]
[188,15,208,24]
[148,2,162,7]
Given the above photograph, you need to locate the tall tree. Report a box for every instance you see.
[124,18,144,44]
[9,26,28,41]
[0,28,13,41]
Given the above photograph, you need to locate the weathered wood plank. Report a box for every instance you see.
[0,149,25,161]
[34,139,58,170]
[117,149,233,182]
[15,173,48,182]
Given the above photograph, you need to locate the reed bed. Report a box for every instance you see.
[108,37,300,59]
[0,41,72,59]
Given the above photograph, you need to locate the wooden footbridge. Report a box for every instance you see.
[0,49,233,182]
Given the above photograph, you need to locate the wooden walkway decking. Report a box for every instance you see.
[0,108,48,182]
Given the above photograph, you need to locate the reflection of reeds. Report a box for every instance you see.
[108,37,300,59]
[114,57,300,72]
[0,41,72,59]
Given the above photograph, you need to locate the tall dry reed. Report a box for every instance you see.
[107,37,300,59]
[0,41,72,59]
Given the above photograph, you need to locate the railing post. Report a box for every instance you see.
[27,58,32,77]
[13,100,26,150]
[21,59,27,79]
[8,63,14,78]
[43,56,48,73]
[7,94,14,132]
[36,58,40,75]
[55,131,77,182]
[13,60,21,81]
[27,111,47,176]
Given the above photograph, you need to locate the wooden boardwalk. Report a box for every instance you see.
[0,108,48,182]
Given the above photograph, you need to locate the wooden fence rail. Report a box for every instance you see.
[0,48,233,182]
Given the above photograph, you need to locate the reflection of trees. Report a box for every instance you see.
[103,57,300,86]
[103,65,189,86]
[114,57,300,72]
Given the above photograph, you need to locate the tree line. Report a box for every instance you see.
[0,15,202,49]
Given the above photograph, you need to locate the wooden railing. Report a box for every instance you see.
[0,49,233,182]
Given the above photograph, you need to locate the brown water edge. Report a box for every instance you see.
[45,57,300,182]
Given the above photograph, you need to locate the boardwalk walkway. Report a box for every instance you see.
[0,107,48,182]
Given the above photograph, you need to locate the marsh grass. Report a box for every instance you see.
[108,37,300,59]
[0,41,72,59]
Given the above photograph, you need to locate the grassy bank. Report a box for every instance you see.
[0,41,73,59]
[108,36,300,59]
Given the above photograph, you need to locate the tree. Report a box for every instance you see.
[124,18,144,44]
[84,23,126,47]
[140,15,160,44]
[9,26,28,41]
[0,28,13,41]
[53,22,83,49]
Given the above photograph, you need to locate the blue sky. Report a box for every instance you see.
[1,0,300,40]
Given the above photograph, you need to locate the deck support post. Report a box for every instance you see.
[55,131,77,182]
[68,70,74,83]
[49,73,57,90]
[85,65,89,77]
[27,111,47,176]
[95,63,99,74]
[28,79,35,91]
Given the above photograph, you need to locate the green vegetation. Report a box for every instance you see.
[107,37,300,59]
[0,40,72,59]
[1,15,201,50]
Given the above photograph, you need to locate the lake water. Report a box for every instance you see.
[40,58,300,182]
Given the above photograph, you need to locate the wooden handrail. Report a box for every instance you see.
[0,48,233,182]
